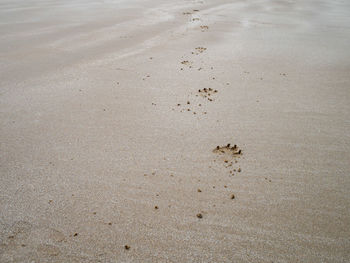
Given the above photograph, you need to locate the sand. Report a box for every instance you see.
[1,0,350,262]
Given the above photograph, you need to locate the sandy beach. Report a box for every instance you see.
[1,0,350,262]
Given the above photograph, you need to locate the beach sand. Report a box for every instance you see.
[1,0,350,262]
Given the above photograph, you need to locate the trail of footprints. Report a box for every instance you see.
[38,4,281,254]
[176,43,218,114]
[165,8,244,229]
[170,8,245,225]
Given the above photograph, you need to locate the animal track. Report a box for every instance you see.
[213,144,242,176]
[200,25,209,31]
[180,60,193,67]
[174,86,219,115]
[213,144,242,156]
[198,88,218,101]
[195,47,207,54]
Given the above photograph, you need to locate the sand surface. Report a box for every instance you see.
[1,0,350,262]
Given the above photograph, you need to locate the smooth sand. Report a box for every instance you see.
[1,0,350,262]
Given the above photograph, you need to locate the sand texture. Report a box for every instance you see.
[1,0,350,262]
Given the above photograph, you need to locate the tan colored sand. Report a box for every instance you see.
[1,0,350,262]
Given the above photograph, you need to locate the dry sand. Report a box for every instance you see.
[1,0,350,262]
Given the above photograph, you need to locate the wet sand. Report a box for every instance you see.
[1,0,350,262]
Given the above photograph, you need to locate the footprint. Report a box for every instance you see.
[198,88,218,101]
[213,144,242,156]
[200,25,209,31]
[181,60,193,67]
[195,47,207,54]
[213,144,242,175]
